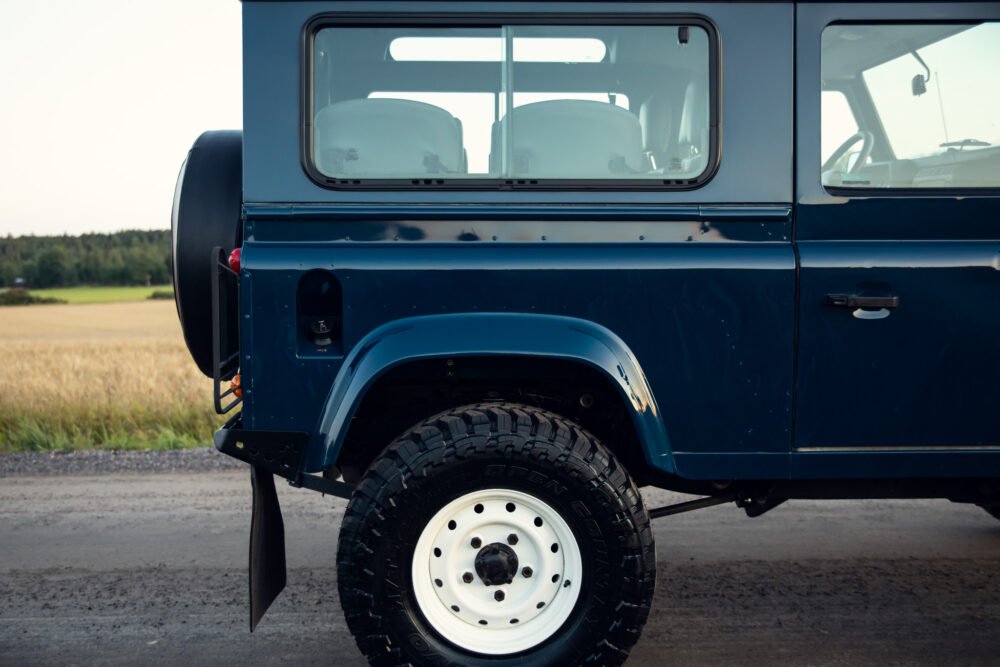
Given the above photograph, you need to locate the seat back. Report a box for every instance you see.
[489,100,645,178]
[639,94,675,171]
[676,80,710,176]
[314,98,464,177]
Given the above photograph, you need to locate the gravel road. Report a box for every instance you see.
[2,449,999,666]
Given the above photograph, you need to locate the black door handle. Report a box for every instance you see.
[826,294,900,309]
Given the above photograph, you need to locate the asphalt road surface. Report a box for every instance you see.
[2,466,1000,666]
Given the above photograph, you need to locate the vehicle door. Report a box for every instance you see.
[793,2,1000,475]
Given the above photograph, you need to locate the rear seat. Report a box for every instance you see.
[489,100,646,178]
[675,80,710,176]
[314,98,465,177]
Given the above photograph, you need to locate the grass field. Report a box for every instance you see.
[28,285,173,304]
[0,301,223,452]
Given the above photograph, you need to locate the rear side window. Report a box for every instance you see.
[821,23,1000,189]
[306,20,717,188]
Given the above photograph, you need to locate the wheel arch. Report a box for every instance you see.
[307,313,673,477]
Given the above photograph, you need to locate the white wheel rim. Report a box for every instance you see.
[411,488,583,655]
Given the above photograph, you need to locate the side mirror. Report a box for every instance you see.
[912,74,927,96]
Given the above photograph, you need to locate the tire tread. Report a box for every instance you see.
[338,402,655,667]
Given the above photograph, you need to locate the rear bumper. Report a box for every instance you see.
[214,413,310,481]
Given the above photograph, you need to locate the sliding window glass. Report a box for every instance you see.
[308,21,714,187]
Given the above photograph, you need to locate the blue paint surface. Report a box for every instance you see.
[231,0,1000,483]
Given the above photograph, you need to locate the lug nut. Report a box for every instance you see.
[507,533,518,545]
[522,566,533,578]
[471,537,482,549]
[494,590,505,602]
[462,572,474,584]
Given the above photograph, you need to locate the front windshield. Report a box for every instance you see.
[864,24,1000,160]
[821,23,1000,189]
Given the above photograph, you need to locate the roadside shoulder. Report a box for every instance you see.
[0,447,244,478]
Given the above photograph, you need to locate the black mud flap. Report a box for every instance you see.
[249,465,286,631]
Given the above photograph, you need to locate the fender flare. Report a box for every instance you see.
[306,313,673,474]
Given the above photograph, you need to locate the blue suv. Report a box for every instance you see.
[170,2,1000,664]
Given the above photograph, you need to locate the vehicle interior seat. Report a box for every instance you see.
[488,100,646,178]
[639,94,675,172]
[313,98,466,177]
[675,79,710,177]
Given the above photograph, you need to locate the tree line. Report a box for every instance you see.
[0,230,171,288]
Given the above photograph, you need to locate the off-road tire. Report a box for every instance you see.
[337,402,655,666]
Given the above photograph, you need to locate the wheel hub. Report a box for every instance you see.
[411,488,583,655]
[475,542,518,586]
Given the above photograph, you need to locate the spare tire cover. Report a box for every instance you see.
[171,130,242,378]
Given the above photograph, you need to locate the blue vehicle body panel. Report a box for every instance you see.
[240,210,796,479]
[242,1,794,204]
[230,0,1000,484]
[238,0,799,480]
[792,1,1000,473]
[795,242,1000,449]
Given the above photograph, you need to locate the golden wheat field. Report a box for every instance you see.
[0,301,223,451]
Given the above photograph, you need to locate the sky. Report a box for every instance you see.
[821,23,1000,163]
[0,1,242,236]
[2,7,997,237]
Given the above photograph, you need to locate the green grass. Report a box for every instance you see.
[28,285,173,304]
[0,301,221,453]
[0,418,214,453]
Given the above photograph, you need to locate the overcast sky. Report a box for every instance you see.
[0,1,242,236]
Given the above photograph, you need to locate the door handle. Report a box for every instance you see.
[826,293,899,320]
[826,294,899,309]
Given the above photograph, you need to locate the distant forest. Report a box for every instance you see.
[0,230,171,288]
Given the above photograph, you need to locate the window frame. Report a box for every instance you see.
[820,20,1000,197]
[300,12,721,191]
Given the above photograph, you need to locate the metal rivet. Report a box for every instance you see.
[463,572,474,584]
[522,567,533,578]
[494,590,505,602]
[507,533,518,546]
